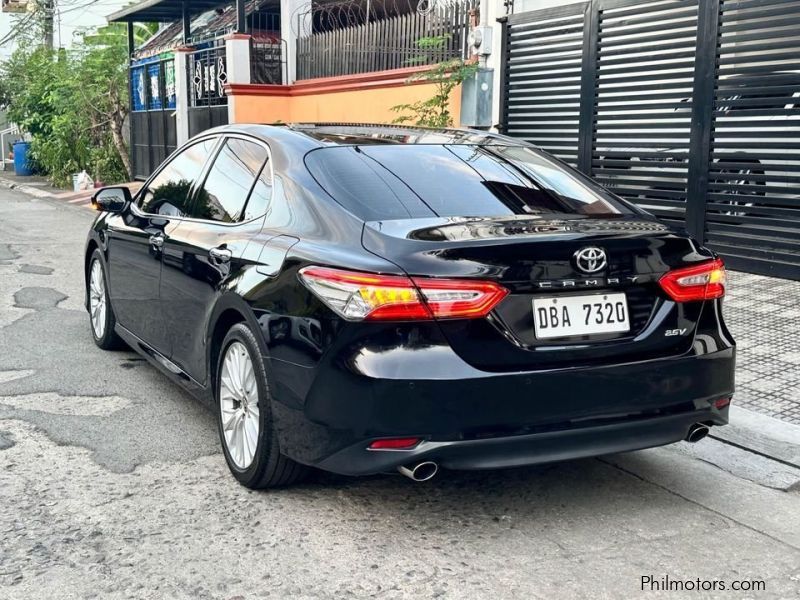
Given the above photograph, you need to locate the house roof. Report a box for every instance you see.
[108,0,228,23]
[126,0,278,59]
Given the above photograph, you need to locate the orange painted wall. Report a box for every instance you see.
[229,76,461,126]
[232,95,291,123]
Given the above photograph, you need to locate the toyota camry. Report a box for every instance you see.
[85,123,735,488]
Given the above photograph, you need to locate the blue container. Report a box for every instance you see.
[13,141,34,176]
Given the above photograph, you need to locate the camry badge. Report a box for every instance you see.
[574,247,607,274]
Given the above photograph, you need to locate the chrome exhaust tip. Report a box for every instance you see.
[398,461,439,482]
[686,423,710,443]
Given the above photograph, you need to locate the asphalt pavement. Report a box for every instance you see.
[0,186,799,599]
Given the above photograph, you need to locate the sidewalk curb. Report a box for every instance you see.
[0,174,58,199]
[712,406,800,469]
[0,174,140,205]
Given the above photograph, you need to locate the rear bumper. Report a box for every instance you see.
[271,335,735,474]
[318,407,728,475]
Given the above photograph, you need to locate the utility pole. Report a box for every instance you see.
[42,0,54,50]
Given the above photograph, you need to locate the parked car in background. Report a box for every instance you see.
[84,124,735,488]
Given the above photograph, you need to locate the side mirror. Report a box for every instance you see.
[92,186,131,213]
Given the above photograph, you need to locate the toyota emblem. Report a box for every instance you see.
[574,247,607,274]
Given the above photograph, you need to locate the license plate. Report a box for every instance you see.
[532,293,630,339]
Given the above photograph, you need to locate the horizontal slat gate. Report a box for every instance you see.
[705,0,800,277]
[501,0,800,279]
[502,4,588,166]
[592,0,699,229]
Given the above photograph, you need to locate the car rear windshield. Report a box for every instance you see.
[304,144,636,221]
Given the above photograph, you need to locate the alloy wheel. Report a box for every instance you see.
[89,260,107,339]
[219,341,260,469]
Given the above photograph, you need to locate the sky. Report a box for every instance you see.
[0,0,130,59]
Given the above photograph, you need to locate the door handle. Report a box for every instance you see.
[149,233,165,248]
[209,246,232,264]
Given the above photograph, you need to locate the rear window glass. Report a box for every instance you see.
[303,146,432,220]
[305,144,634,221]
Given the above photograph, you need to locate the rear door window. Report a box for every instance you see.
[245,157,273,222]
[190,138,268,222]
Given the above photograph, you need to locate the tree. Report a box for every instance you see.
[73,24,137,179]
[0,20,159,186]
[391,35,479,128]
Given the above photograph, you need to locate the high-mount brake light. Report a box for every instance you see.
[658,258,727,303]
[298,266,509,321]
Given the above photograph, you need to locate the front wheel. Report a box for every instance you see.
[216,323,307,488]
[87,250,125,350]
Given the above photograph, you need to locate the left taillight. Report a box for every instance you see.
[659,258,727,302]
[298,266,509,321]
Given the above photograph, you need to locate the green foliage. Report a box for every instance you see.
[391,35,479,128]
[0,21,158,187]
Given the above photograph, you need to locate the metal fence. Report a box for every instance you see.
[186,45,229,138]
[187,45,229,108]
[129,57,178,179]
[296,5,473,80]
[500,0,800,280]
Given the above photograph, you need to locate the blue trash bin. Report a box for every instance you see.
[13,142,34,176]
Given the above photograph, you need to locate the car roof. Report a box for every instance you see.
[203,122,518,151]
[285,123,517,146]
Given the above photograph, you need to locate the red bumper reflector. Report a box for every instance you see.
[368,437,421,450]
[714,397,731,409]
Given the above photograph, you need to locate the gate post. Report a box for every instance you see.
[127,22,135,177]
[282,0,312,84]
[174,46,193,145]
[685,0,721,243]
[496,16,509,134]
[577,1,599,176]
[225,33,252,125]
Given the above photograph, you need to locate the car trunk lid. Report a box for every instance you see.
[362,214,713,371]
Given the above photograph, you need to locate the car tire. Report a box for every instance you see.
[87,250,125,350]
[216,323,307,489]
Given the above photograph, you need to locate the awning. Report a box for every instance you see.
[108,0,230,23]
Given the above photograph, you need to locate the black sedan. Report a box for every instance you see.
[85,124,735,488]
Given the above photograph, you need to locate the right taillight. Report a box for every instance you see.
[298,266,508,321]
[659,258,727,302]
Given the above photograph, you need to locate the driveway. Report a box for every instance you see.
[0,186,798,599]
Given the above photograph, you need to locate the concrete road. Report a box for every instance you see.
[1,186,799,600]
